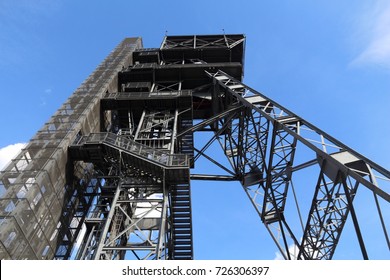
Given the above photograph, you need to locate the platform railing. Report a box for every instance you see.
[74,132,189,168]
[104,90,191,100]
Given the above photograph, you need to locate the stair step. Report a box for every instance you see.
[174,240,192,245]
[172,210,190,215]
[173,218,190,223]
[171,196,190,201]
[173,221,191,225]
[172,213,190,218]
[172,203,190,207]
[173,185,190,190]
[173,235,191,240]
[171,188,190,192]
[173,256,192,260]
[174,246,192,251]
[173,229,191,234]
[173,252,193,256]
[171,193,190,197]
[172,191,190,195]
[172,201,190,207]
[172,224,190,229]
[173,218,191,223]
[171,208,190,213]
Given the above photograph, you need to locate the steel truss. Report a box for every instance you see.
[193,70,389,259]
[1,34,388,260]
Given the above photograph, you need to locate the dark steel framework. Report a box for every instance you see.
[0,35,389,260]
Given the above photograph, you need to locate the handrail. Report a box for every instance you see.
[104,90,191,100]
[74,132,189,168]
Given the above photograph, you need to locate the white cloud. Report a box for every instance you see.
[351,1,390,69]
[0,143,26,170]
[40,88,53,106]
[274,243,299,260]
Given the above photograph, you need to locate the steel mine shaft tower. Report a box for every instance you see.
[0,34,389,260]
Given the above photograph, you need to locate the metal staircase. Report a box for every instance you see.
[69,132,192,259]
[170,182,193,259]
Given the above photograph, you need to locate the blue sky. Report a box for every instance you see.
[0,0,389,259]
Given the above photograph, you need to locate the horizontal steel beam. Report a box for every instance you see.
[190,174,238,181]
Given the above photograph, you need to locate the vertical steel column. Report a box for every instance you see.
[170,109,179,154]
[93,183,122,260]
[156,172,168,259]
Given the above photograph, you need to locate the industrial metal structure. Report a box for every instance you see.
[0,34,389,260]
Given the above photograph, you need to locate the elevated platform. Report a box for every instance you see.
[118,62,243,90]
[69,133,190,183]
[101,90,192,115]
[161,34,245,64]
[133,34,245,65]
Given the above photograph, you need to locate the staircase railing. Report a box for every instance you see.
[73,132,189,168]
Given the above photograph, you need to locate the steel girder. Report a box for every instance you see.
[204,70,390,259]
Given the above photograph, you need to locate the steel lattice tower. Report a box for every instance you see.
[0,35,389,260]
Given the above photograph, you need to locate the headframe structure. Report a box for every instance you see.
[0,34,389,260]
